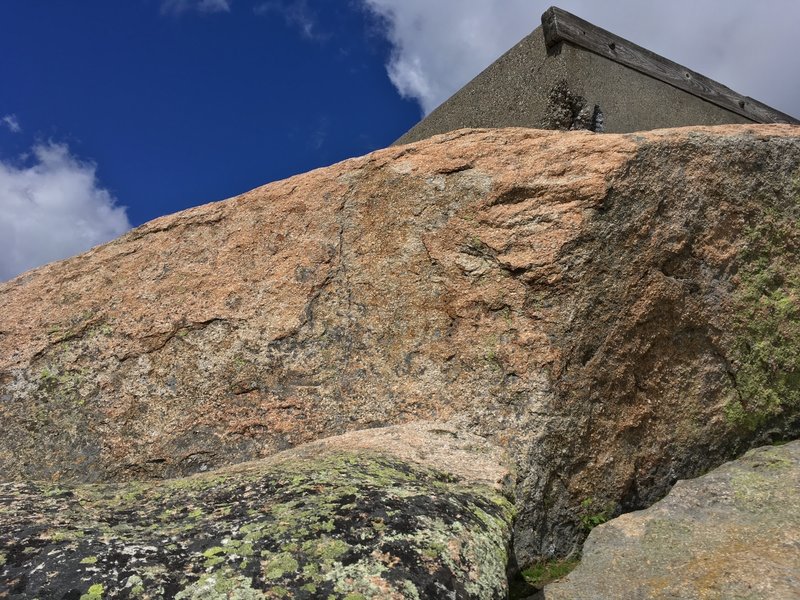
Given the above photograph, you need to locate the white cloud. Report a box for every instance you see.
[0,143,131,281]
[254,1,324,41]
[361,0,800,119]
[1,115,21,133]
[161,0,231,15]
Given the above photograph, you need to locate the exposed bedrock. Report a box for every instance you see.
[545,440,800,600]
[0,423,515,599]
[1,125,799,566]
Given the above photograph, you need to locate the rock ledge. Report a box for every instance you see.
[546,440,800,600]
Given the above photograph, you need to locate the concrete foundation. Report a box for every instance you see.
[396,7,797,145]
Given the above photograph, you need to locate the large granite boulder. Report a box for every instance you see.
[0,423,515,599]
[1,125,800,564]
[546,440,800,599]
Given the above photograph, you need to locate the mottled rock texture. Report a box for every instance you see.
[546,441,800,599]
[2,125,800,563]
[0,424,514,599]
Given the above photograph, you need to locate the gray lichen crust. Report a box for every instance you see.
[0,451,514,599]
[545,441,800,599]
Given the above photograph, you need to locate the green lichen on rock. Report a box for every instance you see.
[79,583,104,600]
[521,558,580,587]
[729,179,800,430]
[0,451,514,599]
[173,569,264,600]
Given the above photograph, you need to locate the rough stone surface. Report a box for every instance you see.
[2,125,800,564]
[0,424,514,599]
[545,441,800,600]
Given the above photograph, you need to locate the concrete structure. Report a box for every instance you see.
[396,7,799,145]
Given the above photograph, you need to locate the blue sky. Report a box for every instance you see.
[1,0,799,280]
[0,1,415,227]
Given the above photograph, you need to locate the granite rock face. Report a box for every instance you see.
[545,440,800,599]
[0,423,515,599]
[1,125,800,564]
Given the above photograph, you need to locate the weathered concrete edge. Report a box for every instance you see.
[542,6,800,125]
